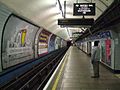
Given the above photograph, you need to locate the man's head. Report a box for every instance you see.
[94,41,99,46]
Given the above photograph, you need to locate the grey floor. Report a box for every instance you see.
[56,46,120,90]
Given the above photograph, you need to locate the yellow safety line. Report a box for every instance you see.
[52,55,68,90]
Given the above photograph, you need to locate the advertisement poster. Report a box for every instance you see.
[61,39,67,47]
[38,30,51,56]
[2,15,39,69]
[48,34,56,52]
[105,39,111,66]
[101,39,111,66]
[55,37,61,49]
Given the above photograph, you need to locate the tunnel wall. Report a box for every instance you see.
[0,4,67,72]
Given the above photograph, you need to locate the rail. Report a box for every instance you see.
[1,47,68,90]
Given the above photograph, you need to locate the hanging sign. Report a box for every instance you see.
[73,3,95,16]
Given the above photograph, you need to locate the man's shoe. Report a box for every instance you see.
[91,76,99,78]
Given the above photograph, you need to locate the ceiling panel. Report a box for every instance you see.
[0,0,114,40]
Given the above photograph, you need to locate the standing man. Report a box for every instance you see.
[91,41,100,78]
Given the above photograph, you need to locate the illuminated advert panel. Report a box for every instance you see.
[73,3,95,16]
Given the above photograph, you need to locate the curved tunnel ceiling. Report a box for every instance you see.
[0,0,114,40]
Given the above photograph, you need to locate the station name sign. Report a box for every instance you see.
[73,3,95,16]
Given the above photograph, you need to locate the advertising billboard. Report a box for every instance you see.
[38,30,51,56]
[105,39,111,66]
[48,34,56,52]
[2,15,39,69]
[55,37,62,49]
[101,39,111,66]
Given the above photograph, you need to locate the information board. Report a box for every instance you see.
[73,3,95,16]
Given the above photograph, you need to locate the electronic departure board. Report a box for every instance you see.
[73,3,95,16]
[58,18,94,26]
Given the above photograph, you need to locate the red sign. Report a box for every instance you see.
[105,39,111,63]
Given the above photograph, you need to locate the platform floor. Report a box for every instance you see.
[45,46,120,90]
